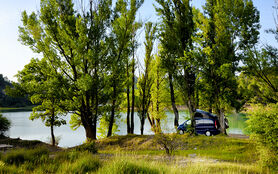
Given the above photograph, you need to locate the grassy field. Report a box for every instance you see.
[0,135,273,173]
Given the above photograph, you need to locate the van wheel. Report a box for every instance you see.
[205,131,211,136]
[179,130,184,135]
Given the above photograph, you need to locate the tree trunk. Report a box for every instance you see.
[156,118,161,133]
[84,123,95,140]
[219,109,226,134]
[81,99,96,140]
[50,112,55,146]
[131,55,135,134]
[107,82,116,137]
[126,63,131,134]
[93,86,98,140]
[140,116,145,135]
[169,73,179,128]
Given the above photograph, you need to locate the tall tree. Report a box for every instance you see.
[149,53,168,133]
[155,0,196,123]
[18,0,113,140]
[11,58,67,146]
[107,0,144,137]
[198,0,260,133]
[137,22,157,135]
[125,14,142,134]
[155,0,179,128]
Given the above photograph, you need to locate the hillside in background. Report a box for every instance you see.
[0,74,31,107]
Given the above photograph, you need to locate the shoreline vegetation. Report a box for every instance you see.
[0,105,189,113]
[0,106,34,112]
[0,134,270,173]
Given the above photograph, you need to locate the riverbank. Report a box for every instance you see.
[0,134,271,173]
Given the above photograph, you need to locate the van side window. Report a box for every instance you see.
[194,113,203,118]
[195,119,214,125]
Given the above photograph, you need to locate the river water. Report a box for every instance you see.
[1,111,247,147]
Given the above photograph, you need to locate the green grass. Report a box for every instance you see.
[97,134,257,163]
[0,135,273,173]
[0,146,271,174]
[97,155,267,174]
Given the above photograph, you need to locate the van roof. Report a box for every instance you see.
[195,109,217,118]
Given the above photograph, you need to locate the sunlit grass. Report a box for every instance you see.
[0,147,270,174]
[97,134,257,163]
[0,135,271,173]
[97,155,267,174]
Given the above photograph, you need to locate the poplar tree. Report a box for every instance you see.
[198,0,260,133]
[107,0,143,137]
[149,53,168,133]
[137,22,156,135]
[155,0,196,123]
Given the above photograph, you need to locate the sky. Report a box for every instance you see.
[0,0,276,82]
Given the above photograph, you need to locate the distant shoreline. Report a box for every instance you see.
[0,106,34,113]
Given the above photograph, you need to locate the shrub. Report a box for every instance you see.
[0,114,11,135]
[246,103,278,170]
[154,133,181,155]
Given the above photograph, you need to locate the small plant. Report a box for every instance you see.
[154,133,181,156]
[0,114,11,136]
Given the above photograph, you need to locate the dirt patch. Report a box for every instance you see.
[0,137,62,152]
[228,134,249,139]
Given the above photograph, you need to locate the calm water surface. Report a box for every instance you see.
[2,111,246,147]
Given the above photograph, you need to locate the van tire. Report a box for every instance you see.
[205,131,211,136]
[179,130,184,135]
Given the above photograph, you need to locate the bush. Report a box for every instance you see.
[0,114,11,135]
[246,103,278,170]
[154,133,181,156]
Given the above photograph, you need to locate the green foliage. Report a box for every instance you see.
[149,55,168,117]
[246,104,278,170]
[155,0,197,120]
[0,114,11,135]
[242,48,278,104]
[136,22,157,135]
[196,0,260,132]
[97,114,120,139]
